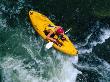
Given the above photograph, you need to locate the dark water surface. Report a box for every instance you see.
[0,0,110,82]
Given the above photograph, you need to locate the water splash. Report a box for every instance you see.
[78,28,110,54]
[1,53,81,82]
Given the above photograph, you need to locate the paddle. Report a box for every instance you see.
[65,28,72,34]
[45,42,54,49]
[45,28,72,49]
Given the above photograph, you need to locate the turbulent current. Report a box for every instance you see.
[0,0,110,82]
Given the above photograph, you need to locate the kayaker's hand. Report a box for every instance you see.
[53,39,63,46]
[61,37,66,40]
[53,39,57,43]
[53,39,60,45]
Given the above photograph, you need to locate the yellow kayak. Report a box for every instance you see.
[29,10,78,56]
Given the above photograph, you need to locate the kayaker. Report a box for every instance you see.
[46,24,66,45]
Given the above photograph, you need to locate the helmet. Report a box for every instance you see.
[56,27,64,34]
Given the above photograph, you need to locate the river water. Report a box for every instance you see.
[0,0,110,82]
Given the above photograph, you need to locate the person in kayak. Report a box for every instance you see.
[46,24,66,45]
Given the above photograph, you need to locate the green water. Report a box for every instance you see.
[0,0,110,82]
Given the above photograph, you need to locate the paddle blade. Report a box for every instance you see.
[45,42,54,49]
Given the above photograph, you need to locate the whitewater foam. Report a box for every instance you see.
[1,54,81,82]
[78,28,110,54]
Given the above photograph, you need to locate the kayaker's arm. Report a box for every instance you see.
[46,30,57,43]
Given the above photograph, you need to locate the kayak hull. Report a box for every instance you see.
[29,10,78,56]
